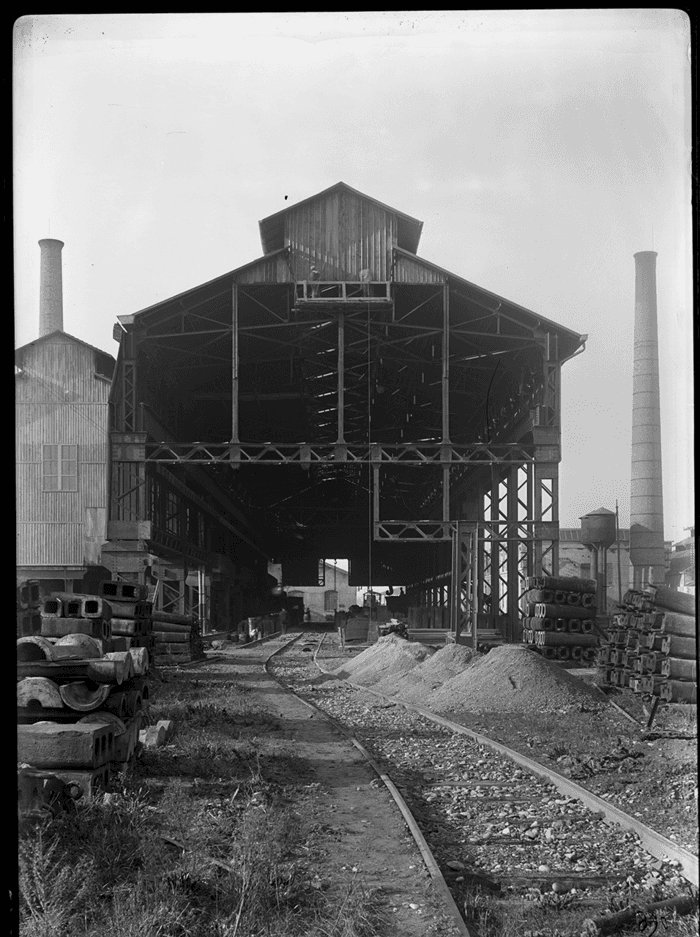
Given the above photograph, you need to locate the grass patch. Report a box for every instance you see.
[18,668,384,937]
[18,780,384,937]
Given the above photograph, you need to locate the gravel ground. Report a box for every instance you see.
[323,635,698,854]
[270,633,698,936]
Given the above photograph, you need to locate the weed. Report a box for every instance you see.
[18,827,95,936]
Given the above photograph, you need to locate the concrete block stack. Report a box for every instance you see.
[521,576,600,663]
[98,580,155,660]
[16,583,153,809]
[597,585,697,703]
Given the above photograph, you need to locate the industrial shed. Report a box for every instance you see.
[107,182,586,638]
[15,327,115,592]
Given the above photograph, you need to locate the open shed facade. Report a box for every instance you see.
[108,183,585,638]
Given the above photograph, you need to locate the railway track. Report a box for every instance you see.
[267,629,698,937]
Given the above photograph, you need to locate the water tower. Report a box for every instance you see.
[580,508,617,613]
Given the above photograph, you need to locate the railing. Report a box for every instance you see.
[295,281,391,301]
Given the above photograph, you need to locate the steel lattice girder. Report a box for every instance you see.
[144,441,536,465]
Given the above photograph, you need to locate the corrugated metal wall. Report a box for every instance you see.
[15,337,111,567]
[286,190,396,281]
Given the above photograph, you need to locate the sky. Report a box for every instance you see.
[14,11,693,543]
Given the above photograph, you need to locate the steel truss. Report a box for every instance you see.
[143,441,536,465]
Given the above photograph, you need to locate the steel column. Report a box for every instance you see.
[231,282,239,444]
[337,313,345,443]
[442,284,450,443]
[506,466,520,641]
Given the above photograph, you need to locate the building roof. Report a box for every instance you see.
[393,247,586,352]
[258,181,424,255]
[560,528,630,542]
[15,330,116,368]
[119,184,584,359]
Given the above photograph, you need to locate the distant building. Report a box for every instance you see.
[15,330,115,594]
[559,528,676,605]
[285,561,358,622]
[667,527,695,595]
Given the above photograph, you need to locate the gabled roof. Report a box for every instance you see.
[15,330,116,365]
[394,247,585,353]
[119,248,289,324]
[258,181,424,255]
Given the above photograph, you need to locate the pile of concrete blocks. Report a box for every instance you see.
[597,585,696,703]
[16,581,153,810]
[98,580,155,660]
[521,576,600,663]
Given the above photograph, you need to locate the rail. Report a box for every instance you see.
[311,635,699,887]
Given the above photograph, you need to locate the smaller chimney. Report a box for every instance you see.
[39,238,64,336]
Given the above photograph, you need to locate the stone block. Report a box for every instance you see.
[50,765,110,800]
[140,724,167,749]
[18,722,115,769]
[40,617,110,641]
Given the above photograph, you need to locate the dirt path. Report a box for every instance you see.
[195,637,463,937]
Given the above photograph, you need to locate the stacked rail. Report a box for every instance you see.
[17,582,152,814]
[597,586,697,703]
[521,576,599,663]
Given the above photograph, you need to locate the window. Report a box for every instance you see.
[580,562,591,579]
[324,590,338,611]
[42,445,77,491]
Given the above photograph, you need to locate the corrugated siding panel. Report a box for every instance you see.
[393,254,446,283]
[16,339,112,404]
[15,343,110,566]
[17,523,84,566]
[236,254,291,284]
[286,190,396,281]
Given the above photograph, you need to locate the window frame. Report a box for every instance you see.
[42,444,78,492]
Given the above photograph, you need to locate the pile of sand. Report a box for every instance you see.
[424,644,605,714]
[375,643,480,701]
[333,634,434,687]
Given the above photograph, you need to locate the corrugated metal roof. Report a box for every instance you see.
[15,330,116,364]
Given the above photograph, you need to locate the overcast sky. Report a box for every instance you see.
[14,11,692,542]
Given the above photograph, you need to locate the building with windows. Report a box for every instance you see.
[285,561,358,622]
[15,328,115,594]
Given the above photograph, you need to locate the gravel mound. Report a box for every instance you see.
[375,643,480,700]
[425,644,606,714]
[333,634,434,687]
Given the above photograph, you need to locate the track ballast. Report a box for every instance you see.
[268,629,698,936]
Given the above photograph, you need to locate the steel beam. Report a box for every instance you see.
[145,441,536,465]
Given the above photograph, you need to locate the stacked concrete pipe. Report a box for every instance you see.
[521,575,600,663]
[16,580,154,811]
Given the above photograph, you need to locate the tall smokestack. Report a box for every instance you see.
[38,238,64,336]
[629,250,666,588]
